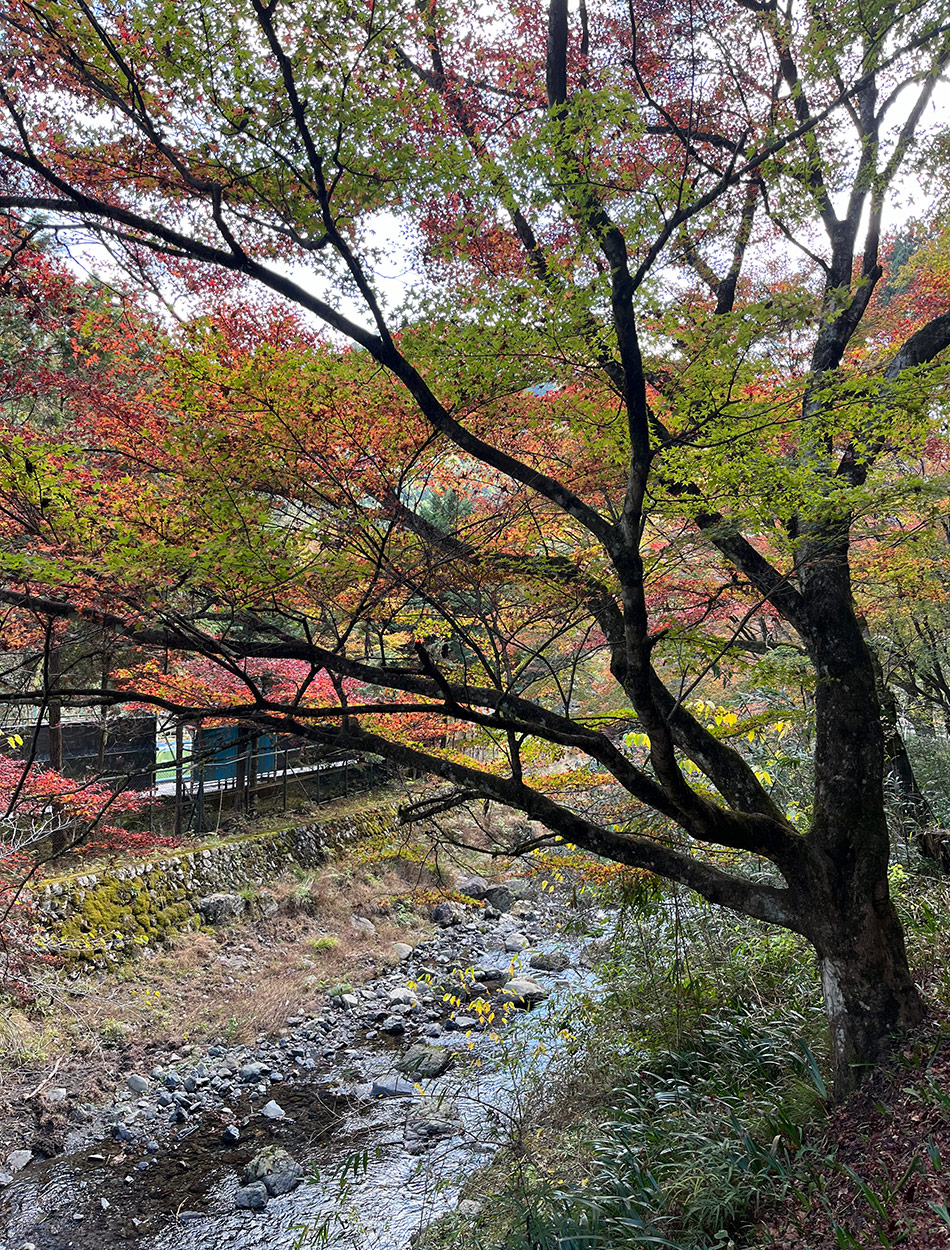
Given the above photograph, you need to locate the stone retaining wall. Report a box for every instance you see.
[31,802,399,963]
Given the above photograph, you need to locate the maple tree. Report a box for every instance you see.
[0,0,949,1090]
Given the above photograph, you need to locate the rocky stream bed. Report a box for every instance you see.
[0,875,608,1250]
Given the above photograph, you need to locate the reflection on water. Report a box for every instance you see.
[3,923,607,1250]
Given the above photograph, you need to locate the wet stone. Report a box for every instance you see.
[243,1145,303,1196]
[235,1181,269,1210]
[445,1016,479,1031]
[500,978,549,1006]
[371,1072,417,1098]
[395,1045,455,1080]
[529,951,571,972]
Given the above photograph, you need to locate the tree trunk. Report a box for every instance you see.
[809,889,925,1093]
[800,540,926,1092]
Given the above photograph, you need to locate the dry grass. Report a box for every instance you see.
[1,830,452,1076]
[0,797,538,1155]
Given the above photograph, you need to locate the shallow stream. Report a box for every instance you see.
[2,903,608,1250]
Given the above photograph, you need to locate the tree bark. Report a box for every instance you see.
[795,532,926,1090]
[810,892,924,1092]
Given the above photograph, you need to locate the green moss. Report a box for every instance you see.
[38,795,403,963]
[53,867,198,959]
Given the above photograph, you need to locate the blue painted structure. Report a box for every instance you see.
[195,726,278,782]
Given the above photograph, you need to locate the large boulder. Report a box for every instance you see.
[500,978,549,1007]
[482,885,514,913]
[197,893,246,924]
[242,1145,303,1196]
[395,1045,455,1080]
[456,875,490,899]
[431,901,465,927]
[529,951,571,973]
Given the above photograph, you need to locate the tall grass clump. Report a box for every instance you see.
[421,882,829,1250]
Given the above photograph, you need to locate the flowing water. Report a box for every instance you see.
[2,919,607,1250]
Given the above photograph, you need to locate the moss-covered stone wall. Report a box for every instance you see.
[31,803,399,964]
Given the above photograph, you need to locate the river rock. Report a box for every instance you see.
[405,1114,455,1142]
[256,889,279,917]
[529,952,571,972]
[350,916,376,938]
[476,963,508,986]
[579,938,609,969]
[372,1071,417,1098]
[239,1061,267,1082]
[392,942,413,960]
[445,1015,479,1031]
[235,1181,269,1210]
[500,978,549,1006]
[388,986,417,1005]
[504,932,529,952]
[431,901,464,926]
[243,1145,303,1196]
[395,1044,455,1079]
[260,1100,285,1119]
[483,885,514,913]
[125,1073,149,1094]
[457,875,489,899]
[6,1149,32,1173]
[198,893,246,924]
[510,901,537,920]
